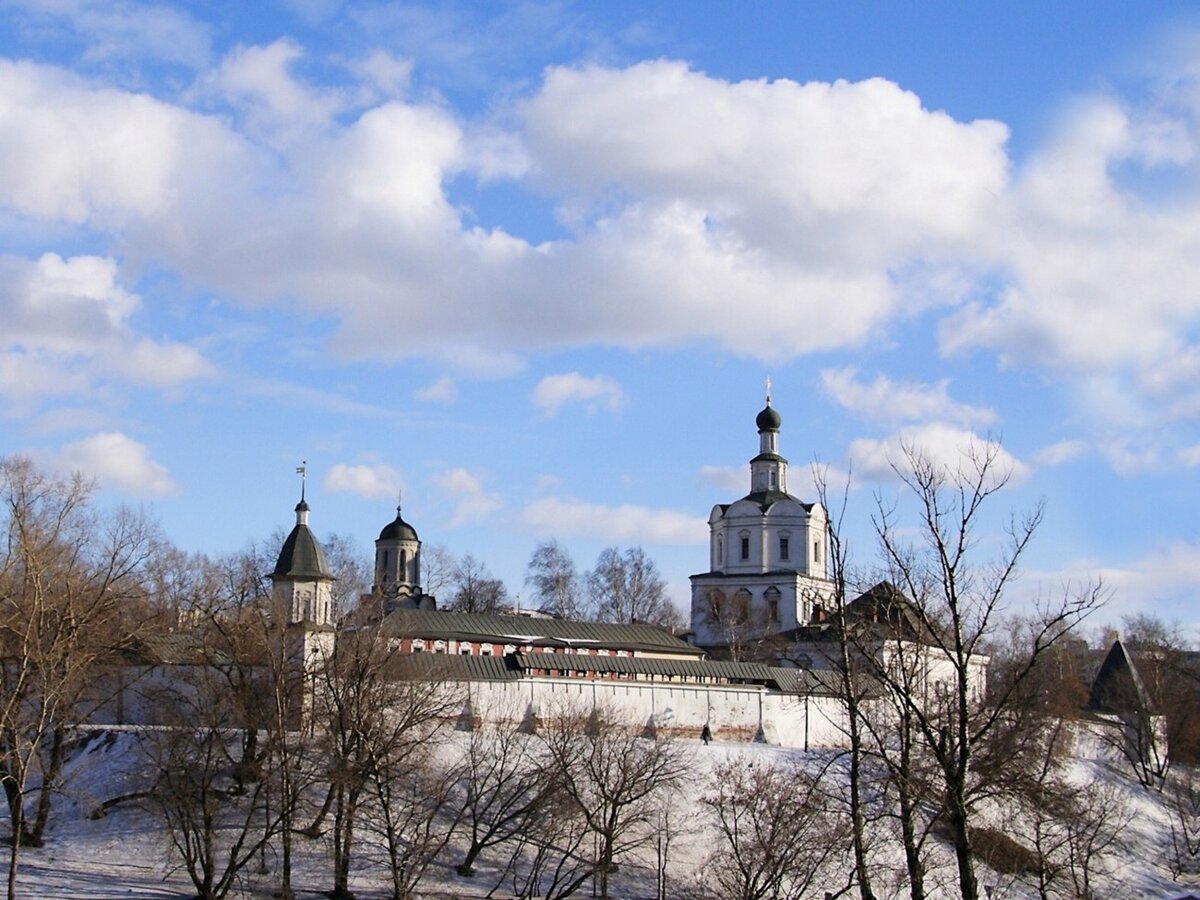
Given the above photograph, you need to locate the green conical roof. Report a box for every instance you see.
[272,500,333,581]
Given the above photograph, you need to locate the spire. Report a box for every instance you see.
[765,375,772,406]
[294,460,309,523]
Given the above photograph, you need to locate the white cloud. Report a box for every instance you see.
[8,0,212,70]
[532,372,624,416]
[47,432,177,497]
[820,367,996,426]
[849,424,1030,486]
[2,43,1199,443]
[0,60,247,223]
[0,57,1014,371]
[199,39,345,145]
[0,253,213,409]
[413,376,458,403]
[1099,440,1161,476]
[432,467,502,527]
[348,50,414,101]
[940,90,1200,393]
[324,463,402,500]
[1030,541,1200,628]
[696,465,744,493]
[534,473,563,491]
[1031,440,1087,467]
[521,496,706,544]
[1181,444,1200,467]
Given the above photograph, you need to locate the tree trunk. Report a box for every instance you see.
[28,726,67,846]
[946,789,978,900]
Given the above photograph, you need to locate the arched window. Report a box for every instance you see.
[765,586,781,624]
[733,589,752,624]
[708,589,725,621]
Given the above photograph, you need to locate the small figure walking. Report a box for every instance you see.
[701,723,712,745]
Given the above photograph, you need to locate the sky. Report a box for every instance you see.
[1,1,1199,631]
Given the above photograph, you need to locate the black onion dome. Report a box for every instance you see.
[378,510,419,543]
[755,403,782,431]
[273,523,332,579]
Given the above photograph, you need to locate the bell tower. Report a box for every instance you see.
[269,467,336,626]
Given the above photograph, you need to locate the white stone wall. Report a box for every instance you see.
[460,676,848,750]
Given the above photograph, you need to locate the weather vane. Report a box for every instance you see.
[296,460,307,501]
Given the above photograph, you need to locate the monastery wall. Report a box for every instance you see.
[461,676,848,750]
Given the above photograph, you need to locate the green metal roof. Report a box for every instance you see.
[380,609,702,656]
[272,522,333,581]
[513,652,840,696]
[378,508,419,543]
[737,490,812,512]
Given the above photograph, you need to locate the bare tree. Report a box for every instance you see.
[538,704,686,897]
[311,625,460,898]
[147,662,280,900]
[495,780,593,900]
[698,589,770,662]
[323,532,373,620]
[525,540,585,619]
[447,554,510,614]
[1166,766,1200,879]
[586,547,682,629]
[421,543,456,599]
[455,711,550,876]
[363,729,461,900]
[867,440,1104,900]
[813,470,880,900]
[702,757,849,900]
[0,457,157,900]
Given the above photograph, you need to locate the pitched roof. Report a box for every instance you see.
[379,608,701,656]
[1088,639,1152,713]
[511,652,842,695]
[122,633,232,666]
[272,522,333,581]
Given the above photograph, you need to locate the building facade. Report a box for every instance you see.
[689,397,834,653]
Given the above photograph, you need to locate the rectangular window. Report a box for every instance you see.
[768,599,779,623]
[780,537,790,560]
[741,537,750,560]
[814,540,822,564]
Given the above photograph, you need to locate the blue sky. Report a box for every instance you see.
[2,1,1199,629]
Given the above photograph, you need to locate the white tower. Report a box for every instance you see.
[689,391,833,653]
[369,497,437,613]
[270,474,336,626]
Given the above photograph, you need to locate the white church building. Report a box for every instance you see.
[689,396,835,654]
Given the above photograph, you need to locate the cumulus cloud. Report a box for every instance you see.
[532,372,624,416]
[432,467,502,527]
[46,432,177,497]
[821,367,996,426]
[940,89,1200,397]
[0,55,1013,371]
[324,463,403,500]
[0,253,212,409]
[849,424,1030,486]
[521,495,706,544]
[2,43,1199,449]
[198,39,345,145]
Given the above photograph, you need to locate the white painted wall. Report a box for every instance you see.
[460,676,848,750]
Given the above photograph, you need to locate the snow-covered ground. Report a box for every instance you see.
[4,730,1194,899]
